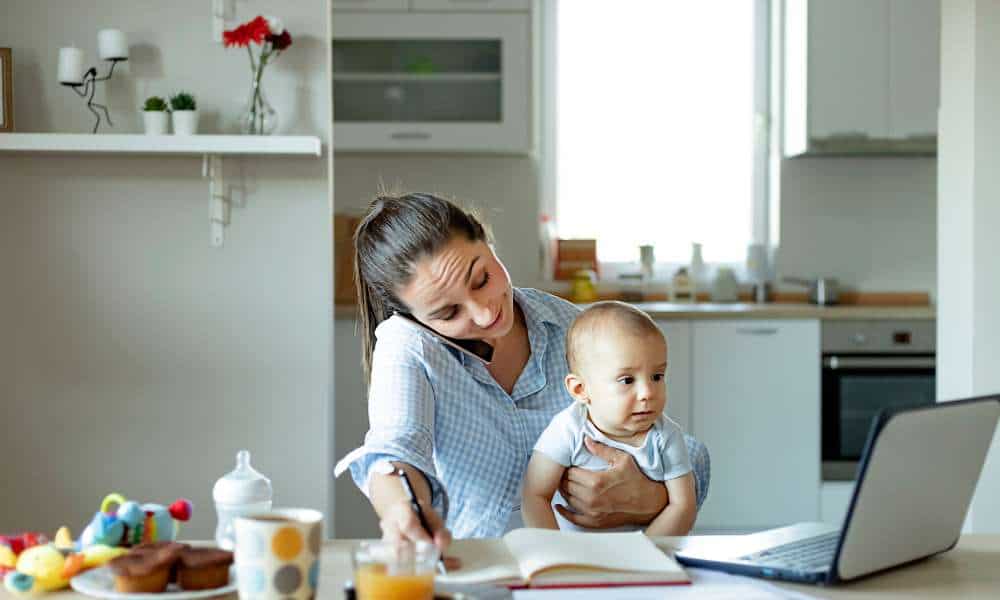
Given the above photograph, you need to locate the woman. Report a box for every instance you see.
[334,193,708,552]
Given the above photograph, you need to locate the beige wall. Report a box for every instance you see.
[0,0,332,538]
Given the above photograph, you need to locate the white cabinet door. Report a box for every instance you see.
[332,0,409,11]
[656,320,692,433]
[887,0,939,138]
[808,0,890,139]
[332,13,531,152]
[692,320,820,531]
[412,0,530,11]
[333,318,381,539]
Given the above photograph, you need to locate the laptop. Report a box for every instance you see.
[675,395,1000,584]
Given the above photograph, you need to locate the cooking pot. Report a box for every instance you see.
[783,276,840,305]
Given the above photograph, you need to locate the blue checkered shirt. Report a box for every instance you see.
[335,288,710,538]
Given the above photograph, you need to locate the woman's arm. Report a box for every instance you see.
[369,462,452,551]
[643,473,697,536]
[556,437,669,528]
[521,452,567,529]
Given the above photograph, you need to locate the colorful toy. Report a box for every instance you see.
[1,492,192,594]
[79,493,193,548]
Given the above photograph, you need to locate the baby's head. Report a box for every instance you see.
[565,301,668,438]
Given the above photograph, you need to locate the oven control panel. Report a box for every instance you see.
[822,320,935,354]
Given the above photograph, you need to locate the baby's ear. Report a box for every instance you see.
[564,373,589,404]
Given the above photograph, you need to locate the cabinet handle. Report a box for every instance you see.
[391,131,431,140]
[735,327,778,336]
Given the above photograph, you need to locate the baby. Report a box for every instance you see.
[522,301,697,535]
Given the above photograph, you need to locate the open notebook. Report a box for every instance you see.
[437,529,689,589]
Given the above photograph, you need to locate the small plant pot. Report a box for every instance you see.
[171,110,199,135]
[142,111,170,135]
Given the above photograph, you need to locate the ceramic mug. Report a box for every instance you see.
[234,508,323,600]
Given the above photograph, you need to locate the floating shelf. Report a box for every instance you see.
[333,72,501,82]
[0,133,323,156]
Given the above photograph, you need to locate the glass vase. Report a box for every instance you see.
[241,68,278,135]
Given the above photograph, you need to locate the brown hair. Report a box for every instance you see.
[353,193,491,384]
[566,301,664,373]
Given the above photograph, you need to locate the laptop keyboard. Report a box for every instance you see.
[739,532,839,571]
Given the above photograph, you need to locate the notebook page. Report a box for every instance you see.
[436,538,523,585]
[503,529,685,579]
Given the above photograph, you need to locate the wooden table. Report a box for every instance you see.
[6,535,999,599]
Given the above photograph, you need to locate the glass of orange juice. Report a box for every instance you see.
[352,540,438,600]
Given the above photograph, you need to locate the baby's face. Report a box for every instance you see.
[578,330,668,438]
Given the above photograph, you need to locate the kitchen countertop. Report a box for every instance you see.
[335,302,935,321]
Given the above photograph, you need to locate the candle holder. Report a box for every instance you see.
[62,57,125,134]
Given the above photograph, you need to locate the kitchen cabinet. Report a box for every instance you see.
[334,317,380,539]
[783,0,939,156]
[331,12,531,152]
[692,320,821,531]
[333,0,529,12]
[656,320,693,433]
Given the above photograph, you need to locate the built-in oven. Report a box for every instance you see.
[821,320,936,481]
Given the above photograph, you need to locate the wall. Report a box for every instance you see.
[939,0,1000,533]
[0,0,332,539]
[778,157,937,294]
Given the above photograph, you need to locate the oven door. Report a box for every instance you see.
[822,355,936,481]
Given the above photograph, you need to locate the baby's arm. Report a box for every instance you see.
[521,452,567,529]
[643,472,697,536]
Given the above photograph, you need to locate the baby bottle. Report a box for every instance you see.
[212,450,273,550]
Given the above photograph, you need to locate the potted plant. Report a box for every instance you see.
[169,92,198,135]
[142,96,169,135]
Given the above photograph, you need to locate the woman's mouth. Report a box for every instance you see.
[484,307,503,330]
[632,410,653,418]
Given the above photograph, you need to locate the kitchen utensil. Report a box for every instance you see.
[784,276,840,305]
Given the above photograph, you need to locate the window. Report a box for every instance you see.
[541,0,771,278]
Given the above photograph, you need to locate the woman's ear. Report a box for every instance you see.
[564,373,589,405]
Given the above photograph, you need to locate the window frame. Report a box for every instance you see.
[538,0,775,285]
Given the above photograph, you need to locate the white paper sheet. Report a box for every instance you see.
[512,568,820,599]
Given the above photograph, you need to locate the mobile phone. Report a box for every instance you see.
[395,312,494,364]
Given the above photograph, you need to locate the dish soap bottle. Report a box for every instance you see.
[212,450,273,550]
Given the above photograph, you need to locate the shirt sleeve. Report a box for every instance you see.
[334,321,449,519]
[532,406,579,467]
[658,418,693,481]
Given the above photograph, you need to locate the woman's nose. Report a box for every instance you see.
[470,302,496,328]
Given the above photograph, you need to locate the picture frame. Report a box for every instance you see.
[0,48,12,132]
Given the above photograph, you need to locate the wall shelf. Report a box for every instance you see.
[0,133,323,156]
[0,133,324,248]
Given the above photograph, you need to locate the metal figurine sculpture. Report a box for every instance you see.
[62,58,125,134]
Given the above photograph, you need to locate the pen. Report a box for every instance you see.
[396,468,448,575]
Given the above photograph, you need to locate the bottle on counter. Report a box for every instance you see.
[689,242,706,299]
[670,267,694,303]
[213,450,273,550]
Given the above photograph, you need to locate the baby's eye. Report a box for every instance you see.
[652,373,665,382]
[617,376,634,385]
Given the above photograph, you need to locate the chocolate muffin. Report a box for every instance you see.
[107,551,176,593]
[176,547,234,591]
[132,541,188,582]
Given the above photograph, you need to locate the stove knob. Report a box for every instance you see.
[851,333,867,346]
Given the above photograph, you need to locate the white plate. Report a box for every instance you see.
[70,566,237,599]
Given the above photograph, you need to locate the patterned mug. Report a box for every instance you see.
[234,508,324,600]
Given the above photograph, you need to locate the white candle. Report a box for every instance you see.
[58,47,85,84]
[97,29,129,61]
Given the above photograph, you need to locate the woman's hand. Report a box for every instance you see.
[556,436,668,529]
[378,498,462,570]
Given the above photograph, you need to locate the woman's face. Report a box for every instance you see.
[397,235,515,341]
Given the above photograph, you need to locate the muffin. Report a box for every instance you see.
[107,551,175,593]
[132,541,188,582]
[176,547,234,591]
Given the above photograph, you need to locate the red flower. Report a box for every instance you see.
[268,30,293,51]
[223,15,272,48]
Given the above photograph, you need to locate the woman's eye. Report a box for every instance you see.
[618,376,634,385]
[653,373,665,382]
[440,307,458,321]
[475,270,490,289]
